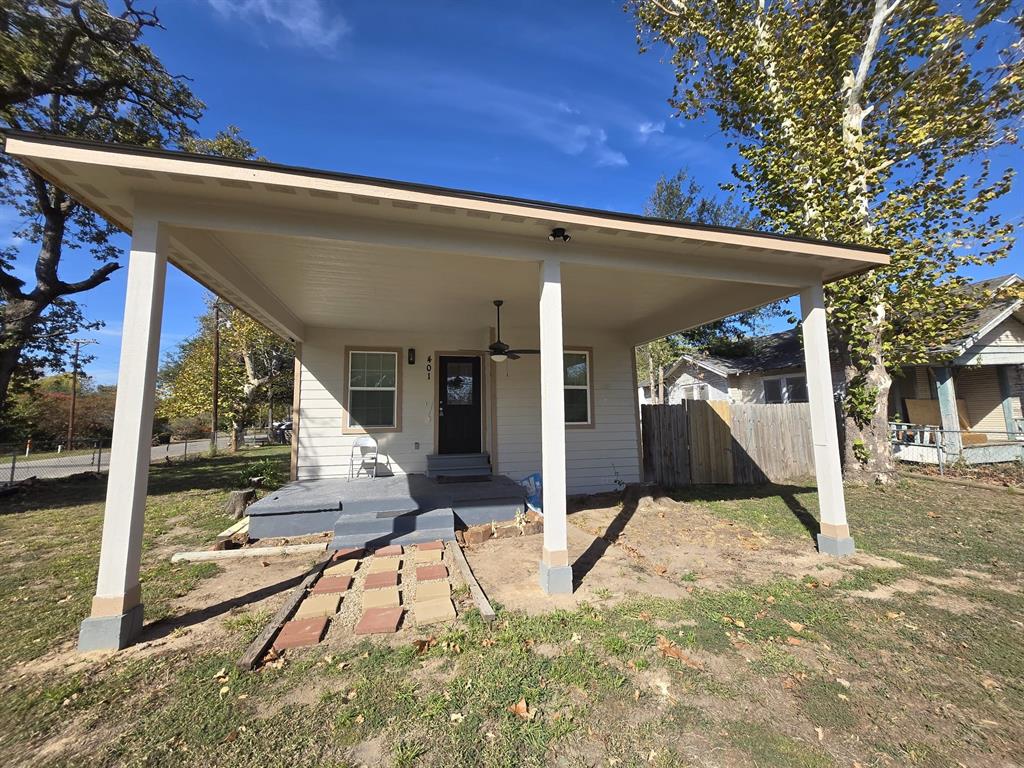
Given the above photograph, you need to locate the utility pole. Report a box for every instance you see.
[211,302,222,454]
[67,339,97,448]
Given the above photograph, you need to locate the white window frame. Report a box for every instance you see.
[564,349,593,426]
[345,349,400,432]
[761,373,807,404]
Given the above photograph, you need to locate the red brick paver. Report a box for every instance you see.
[311,575,352,594]
[273,617,328,650]
[363,571,400,590]
[373,544,403,557]
[331,547,364,562]
[354,607,403,635]
[416,564,448,582]
[417,540,445,551]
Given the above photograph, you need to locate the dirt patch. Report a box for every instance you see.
[465,523,687,614]
[925,592,978,615]
[847,577,936,601]
[12,555,318,678]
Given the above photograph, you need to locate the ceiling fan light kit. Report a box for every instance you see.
[488,299,540,362]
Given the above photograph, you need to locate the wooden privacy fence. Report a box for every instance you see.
[641,401,815,486]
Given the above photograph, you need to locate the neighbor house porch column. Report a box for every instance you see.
[996,365,1018,437]
[932,366,963,455]
[799,282,854,557]
[538,258,572,593]
[79,214,168,651]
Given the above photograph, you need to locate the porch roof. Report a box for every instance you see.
[2,130,889,344]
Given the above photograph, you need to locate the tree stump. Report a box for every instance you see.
[225,488,257,520]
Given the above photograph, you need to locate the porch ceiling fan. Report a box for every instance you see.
[489,300,539,362]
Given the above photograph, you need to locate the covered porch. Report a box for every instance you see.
[1,130,888,651]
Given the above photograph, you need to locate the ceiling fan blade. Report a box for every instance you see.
[507,352,521,360]
[507,349,539,355]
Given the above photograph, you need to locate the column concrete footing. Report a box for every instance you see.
[78,604,144,652]
[817,534,856,557]
[539,561,574,594]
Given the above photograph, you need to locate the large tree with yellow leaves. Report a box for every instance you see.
[631,0,1023,481]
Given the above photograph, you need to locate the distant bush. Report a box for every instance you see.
[239,457,286,490]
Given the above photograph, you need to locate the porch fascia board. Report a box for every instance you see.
[140,194,820,290]
[167,226,306,342]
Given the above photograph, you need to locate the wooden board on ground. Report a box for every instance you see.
[446,541,495,624]
[237,551,333,671]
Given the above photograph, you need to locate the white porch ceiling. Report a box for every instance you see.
[1,131,889,344]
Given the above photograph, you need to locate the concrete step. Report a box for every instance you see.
[452,498,526,527]
[426,466,492,479]
[427,453,490,470]
[330,507,456,550]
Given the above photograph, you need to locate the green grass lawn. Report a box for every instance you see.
[1,453,1021,767]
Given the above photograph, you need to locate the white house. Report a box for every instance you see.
[0,130,888,651]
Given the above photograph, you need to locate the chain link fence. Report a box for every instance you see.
[1,429,290,487]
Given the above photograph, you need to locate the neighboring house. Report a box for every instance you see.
[648,275,1024,447]
[1,130,887,651]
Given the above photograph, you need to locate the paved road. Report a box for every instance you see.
[3,436,232,484]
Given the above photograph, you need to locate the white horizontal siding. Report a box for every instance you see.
[494,332,640,494]
[296,326,642,496]
[296,327,486,479]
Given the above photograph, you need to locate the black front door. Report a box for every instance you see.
[438,355,482,454]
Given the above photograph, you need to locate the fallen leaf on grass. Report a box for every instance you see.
[814,726,824,742]
[836,678,850,688]
[218,685,229,699]
[787,621,804,633]
[981,678,1001,690]
[450,712,464,723]
[413,636,436,654]
[508,698,535,721]
[786,637,802,646]
[656,635,703,670]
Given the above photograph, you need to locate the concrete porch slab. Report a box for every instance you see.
[247,474,528,542]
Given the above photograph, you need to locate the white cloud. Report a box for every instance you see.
[205,0,349,51]
[636,121,666,142]
[405,72,629,169]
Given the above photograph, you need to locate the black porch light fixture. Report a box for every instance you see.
[548,227,571,243]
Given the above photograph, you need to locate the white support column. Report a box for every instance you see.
[932,367,963,456]
[799,283,855,557]
[79,214,168,651]
[996,365,1018,437]
[538,258,572,593]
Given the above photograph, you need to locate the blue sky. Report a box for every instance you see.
[2,0,1021,384]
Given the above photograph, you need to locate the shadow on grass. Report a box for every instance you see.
[140,572,303,643]
[0,450,289,516]
[571,491,642,589]
[570,482,823,587]
[669,483,822,543]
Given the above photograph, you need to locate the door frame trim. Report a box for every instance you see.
[433,350,489,456]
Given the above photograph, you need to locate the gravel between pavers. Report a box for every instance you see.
[316,545,468,647]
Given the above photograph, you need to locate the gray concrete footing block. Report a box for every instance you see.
[78,604,144,652]
[817,534,856,557]
[538,561,574,594]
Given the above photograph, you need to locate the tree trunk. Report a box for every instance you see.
[838,317,894,484]
[647,348,655,403]
[231,420,242,453]
[0,297,45,422]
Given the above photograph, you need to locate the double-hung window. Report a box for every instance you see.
[563,350,592,425]
[347,350,399,429]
